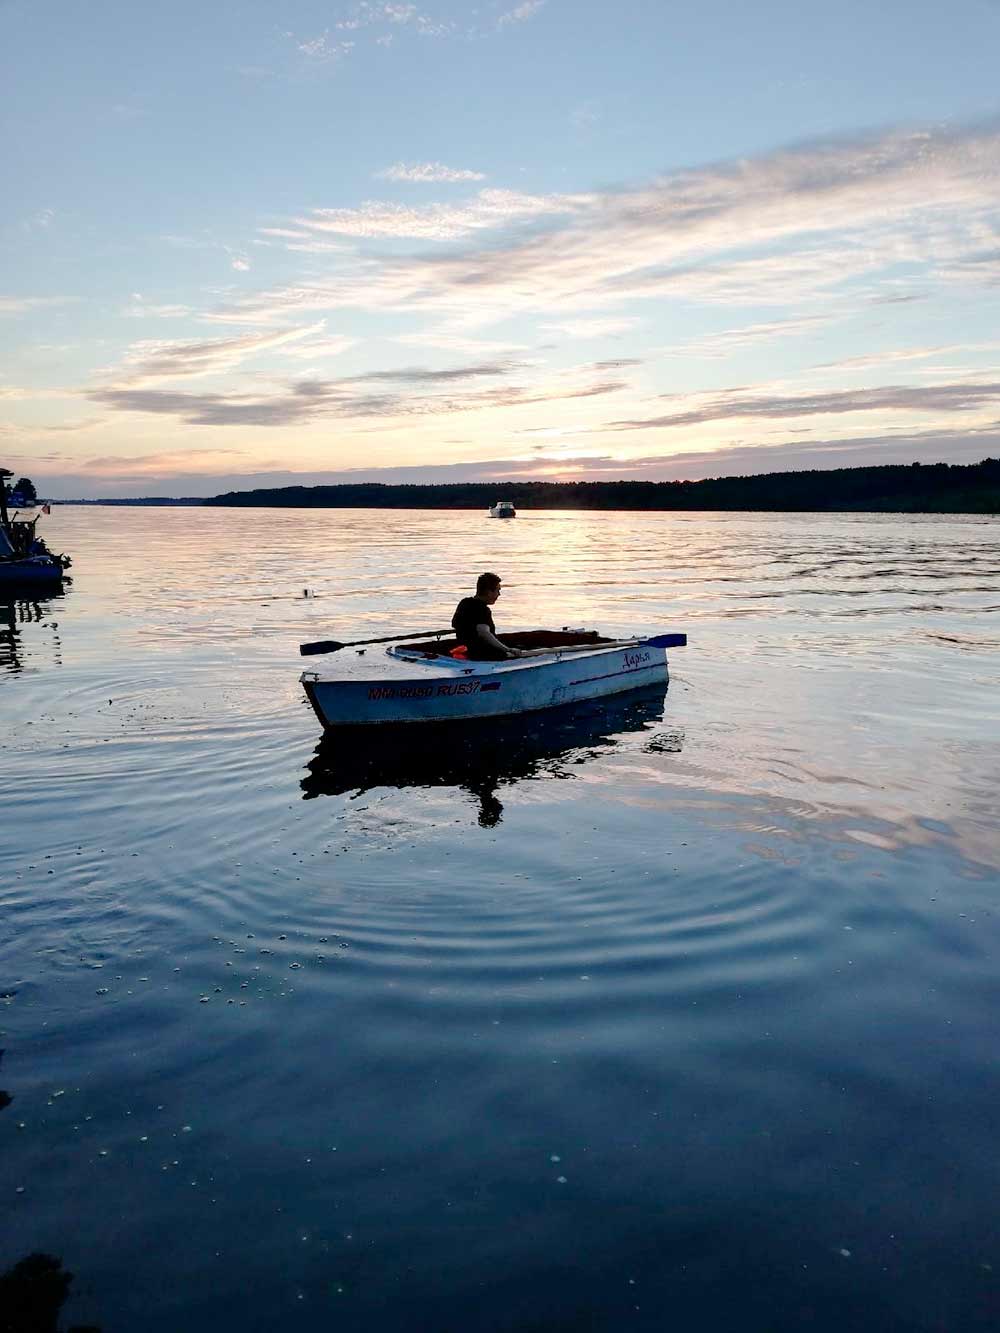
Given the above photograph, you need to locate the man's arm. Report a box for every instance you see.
[475,623,527,658]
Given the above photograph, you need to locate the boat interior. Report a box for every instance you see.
[401,629,613,658]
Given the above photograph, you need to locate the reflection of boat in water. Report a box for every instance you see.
[488,500,516,518]
[0,587,65,674]
[301,683,679,826]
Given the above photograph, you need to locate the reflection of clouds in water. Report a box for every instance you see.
[301,685,675,827]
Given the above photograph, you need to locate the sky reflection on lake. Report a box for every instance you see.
[2,506,999,1332]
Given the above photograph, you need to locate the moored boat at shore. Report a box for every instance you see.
[300,627,686,728]
[0,468,71,587]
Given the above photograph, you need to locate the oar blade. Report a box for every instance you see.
[644,632,687,648]
[300,639,345,657]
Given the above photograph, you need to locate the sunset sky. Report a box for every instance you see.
[3,0,1000,497]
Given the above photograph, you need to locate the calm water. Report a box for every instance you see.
[2,507,999,1332]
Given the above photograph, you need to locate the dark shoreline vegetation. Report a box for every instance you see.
[55,458,1000,512]
[200,458,1000,513]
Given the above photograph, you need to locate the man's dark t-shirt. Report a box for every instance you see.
[452,596,506,660]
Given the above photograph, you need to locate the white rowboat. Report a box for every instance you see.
[301,628,686,728]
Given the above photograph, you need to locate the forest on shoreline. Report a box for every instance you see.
[202,458,1000,513]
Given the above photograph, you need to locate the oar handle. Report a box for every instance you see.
[300,627,453,656]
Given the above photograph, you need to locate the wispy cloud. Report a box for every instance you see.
[101,323,327,388]
[376,161,487,183]
[122,297,194,319]
[937,247,1000,286]
[87,354,627,429]
[47,422,1000,498]
[658,315,836,358]
[290,31,356,61]
[610,379,1000,432]
[543,316,640,339]
[497,0,546,27]
[346,361,517,383]
[272,334,357,361]
[395,329,527,356]
[0,295,72,315]
[281,187,590,242]
[81,447,255,478]
[226,124,1000,332]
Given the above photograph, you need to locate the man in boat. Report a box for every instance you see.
[452,572,528,660]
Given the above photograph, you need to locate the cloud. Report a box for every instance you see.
[657,315,836,358]
[290,31,356,60]
[284,187,591,241]
[376,162,486,183]
[937,247,1000,286]
[42,424,1000,498]
[258,227,348,255]
[543,316,640,339]
[0,295,72,315]
[21,208,56,232]
[346,361,517,383]
[122,298,194,319]
[224,124,1000,331]
[570,102,600,131]
[498,0,545,27]
[323,2,456,40]
[272,334,357,361]
[230,256,251,272]
[80,447,254,478]
[552,427,1000,481]
[87,355,627,428]
[395,329,527,356]
[610,379,1000,432]
[102,323,327,388]
[809,345,960,373]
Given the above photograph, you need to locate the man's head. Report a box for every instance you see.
[476,571,502,604]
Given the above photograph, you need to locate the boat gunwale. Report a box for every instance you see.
[301,634,661,685]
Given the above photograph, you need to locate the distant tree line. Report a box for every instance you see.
[204,458,1000,514]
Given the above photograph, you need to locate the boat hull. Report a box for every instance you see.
[302,644,669,728]
[0,559,66,586]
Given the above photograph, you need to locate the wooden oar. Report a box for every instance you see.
[300,629,687,658]
[300,628,452,657]
[515,632,686,658]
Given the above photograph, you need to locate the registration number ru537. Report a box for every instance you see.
[367,679,489,701]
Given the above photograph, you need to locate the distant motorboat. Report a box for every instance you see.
[488,500,517,518]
